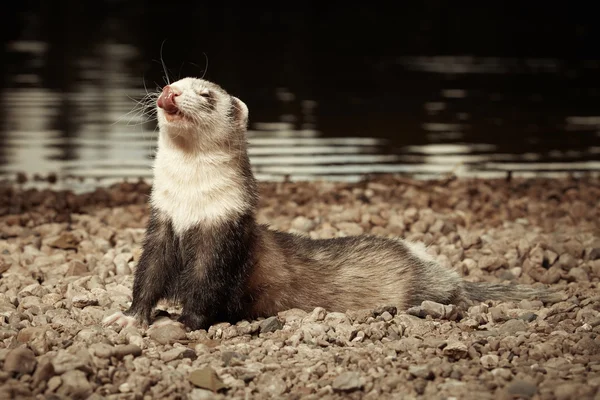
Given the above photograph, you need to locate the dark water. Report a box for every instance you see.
[2,2,600,191]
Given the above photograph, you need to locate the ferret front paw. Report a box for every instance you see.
[178,313,209,331]
[102,311,141,328]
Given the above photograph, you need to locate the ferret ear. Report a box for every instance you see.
[230,96,249,129]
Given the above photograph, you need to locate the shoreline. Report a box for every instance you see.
[0,175,598,399]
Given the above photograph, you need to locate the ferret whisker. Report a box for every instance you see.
[160,40,171,85]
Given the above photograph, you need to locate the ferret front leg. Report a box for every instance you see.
[104,212,177,328]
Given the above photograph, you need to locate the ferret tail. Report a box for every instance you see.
[462,281,564,304]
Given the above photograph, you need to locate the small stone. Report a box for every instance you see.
[189,388,217,400]
[335,222,364,236]
[3,347,36,374]
[443,340,468,359]
[56,370,92,399]
[51,349,93,375]
[324,312,350,325]
[332,371,364,392]
[518,312,537,322]
[221,351,247,367]
[489,307,508,323]
[372,305,397,317]
[160,347,187,362]
[47,376,62,392]
[258,374,287,396]
[32,357,55,387]
[113,344,142,359]
[147,323,187,345]
[66,260,88,276]
[49,232,80,250]
[545,250,559,266]
[379,311,393,322]
[478,255,504,271]
[408,365,434,380]
[278,308,308,324]
[71,293,98,308]
[259,316,283,333]
[586,247,600,260]
[90,343,114,359]
[16,326,51,355]
[568,267,588,282]
[498,319,529,335]
[491,368,512,380]
[557,253,577,269]
[305,307,326,322]
[505,380,537,399]
[291,216,315,232]
[189,367,226,392]
[480,354,499,369]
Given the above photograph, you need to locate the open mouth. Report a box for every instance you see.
[164,110,185,122]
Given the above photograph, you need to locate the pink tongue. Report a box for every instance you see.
[157,85,178,114]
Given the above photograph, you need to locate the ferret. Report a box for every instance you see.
[103,77,558,331]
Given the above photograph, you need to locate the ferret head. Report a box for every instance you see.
[156,77,248,152]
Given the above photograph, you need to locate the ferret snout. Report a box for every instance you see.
[157,85,180,114]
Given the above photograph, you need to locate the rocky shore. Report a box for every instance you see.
[0,175,599,399]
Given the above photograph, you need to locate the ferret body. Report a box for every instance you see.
[104,77,556,331]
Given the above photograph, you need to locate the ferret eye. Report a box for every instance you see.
[198,89,211,98]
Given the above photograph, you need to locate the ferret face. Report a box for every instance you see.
[156,77,249,150]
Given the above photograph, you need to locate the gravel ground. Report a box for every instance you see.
[0,175,599,400]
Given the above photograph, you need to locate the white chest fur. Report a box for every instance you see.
[150,143,247,234]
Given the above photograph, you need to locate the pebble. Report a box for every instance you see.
[147,323,187,345]
[258,374,287,396]
[480,354,499,369]
[443,340,469,359]
[56,370,93,399]
[505,380,538,399]
[3,347,36,374]
[332,371,364,392]
[408,365,434,380]
[259,316,284,333]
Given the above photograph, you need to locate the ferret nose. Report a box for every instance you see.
[157,85,180,114]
